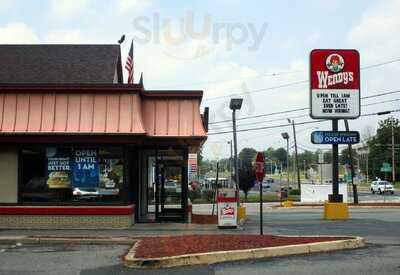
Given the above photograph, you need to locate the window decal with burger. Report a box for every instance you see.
[46,147,71,189]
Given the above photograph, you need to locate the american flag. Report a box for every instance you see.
[125,41,134,84]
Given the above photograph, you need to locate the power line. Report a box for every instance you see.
[155,70,304,89]
[209,97,400,130]
[204,80,308,102]
[208,108,400,135]
[209,91,400,125]
[203,57,400,102]
[210,114,309,131]
[161,57,400,92]
[210,107,308,125]
[209,120,324,135]
[361,58,400,70]
[362,98,400,107]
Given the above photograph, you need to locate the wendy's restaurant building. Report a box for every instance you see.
[0,45,208,228]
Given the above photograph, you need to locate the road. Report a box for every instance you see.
[245,179,400,202]
[0,208,399,274]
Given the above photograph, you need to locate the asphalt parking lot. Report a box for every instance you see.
[0,208,399,275]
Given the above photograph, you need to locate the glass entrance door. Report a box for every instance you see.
[156,160,185,221]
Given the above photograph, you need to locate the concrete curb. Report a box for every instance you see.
[0,236,137,245]
[124,236,365,269]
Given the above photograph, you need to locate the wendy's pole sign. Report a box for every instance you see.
[310,49,360,119]
[310,49,360,204]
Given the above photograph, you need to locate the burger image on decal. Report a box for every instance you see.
[47,171,71,188]
[326,54,344,73]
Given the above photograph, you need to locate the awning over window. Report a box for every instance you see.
[0,93,146,134]
[142,98,207,137]
[0,91,207,138]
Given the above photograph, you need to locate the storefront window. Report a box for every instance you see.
[21,146,125,203]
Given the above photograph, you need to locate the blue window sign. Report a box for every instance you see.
[311,131,360,145]
[72,149,99,188]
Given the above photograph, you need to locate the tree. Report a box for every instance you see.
[340,147,358,165]
[239,147,257,166]
[367,117,400,181]
[272,147,287,167]
[323,150,332,164]
[264,147,275,160]
[238,162,255,201]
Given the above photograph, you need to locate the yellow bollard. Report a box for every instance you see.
[324,202,349,220]
[237,205,246,223]
[282,200,293,207]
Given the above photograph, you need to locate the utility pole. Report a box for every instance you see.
[288,119,301,191]
[344,120,358,204]
[270,159,273,177]
[366,152,369,184]
[392,119,396,184]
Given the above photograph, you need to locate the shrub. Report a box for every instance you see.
[189,188,202,202]
[202,190,216,203]
[289,189,300,195]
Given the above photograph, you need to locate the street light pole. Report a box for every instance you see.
[287,139,290,188]
[230,98,243,206]
[281,132,290,190]
[232,110,239,202]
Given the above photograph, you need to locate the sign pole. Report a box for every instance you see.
[330,119,342,202]
[255,152,265,235]
[259,178,263,235]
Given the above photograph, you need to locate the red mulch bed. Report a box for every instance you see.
[134,235,352,258]
[191,214,218,224]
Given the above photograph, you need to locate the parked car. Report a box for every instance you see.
[370,180,395,194]
[164,180,181,193]
[262,182,271,189]
[266,178,274,183]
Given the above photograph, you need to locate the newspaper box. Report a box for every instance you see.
[217,188,238,228]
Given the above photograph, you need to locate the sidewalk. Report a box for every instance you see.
[0,222,236,239]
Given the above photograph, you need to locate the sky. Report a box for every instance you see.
[1,0,400,160]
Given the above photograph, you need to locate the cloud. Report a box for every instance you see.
[44,29,86,44]
[0,0,13,12]
[347,0,400,64]
[0,22,39,43]
[117,0,150,14]
[48,0,91,19]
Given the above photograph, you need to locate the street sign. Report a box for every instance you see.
[255,151,265,235]
[310,49,360,119]
[318,152,324,164]
[380,163,392,173]
[311,131,360,145]
[255,152,265,182]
